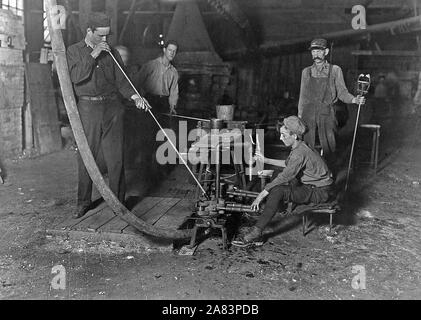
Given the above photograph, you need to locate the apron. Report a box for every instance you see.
[301,67,337,156]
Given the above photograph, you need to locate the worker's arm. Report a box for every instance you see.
[255,151,285,167]
[66,45,96,84]
[334,66,356,104]
[168,70,179,114]
[297,69,307,118]
[264,152,305,192]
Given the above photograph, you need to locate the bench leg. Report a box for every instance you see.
[220,226,228,250]
[302,214,306,236]
[329,214,333,233]
[188,225,199,249]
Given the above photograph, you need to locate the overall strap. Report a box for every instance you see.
[321,63,333,103]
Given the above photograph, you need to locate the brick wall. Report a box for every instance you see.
[0,9,25,159]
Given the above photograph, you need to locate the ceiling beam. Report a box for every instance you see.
[225,14,421,58]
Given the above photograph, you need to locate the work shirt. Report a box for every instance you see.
[138,57,179,107]
[298,61,355,117]
[264,141,333,192]
[66,40,135,99]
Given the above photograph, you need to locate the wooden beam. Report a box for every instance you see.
[226,14,421,58]
[351,50,421,56]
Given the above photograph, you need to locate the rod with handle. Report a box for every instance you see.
[344,74,370,192]
[344,102,363,192]
[161,113,210,122]
[107,50,209,199]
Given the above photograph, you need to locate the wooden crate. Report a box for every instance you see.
[26,63,62,155]
[0,65,24,109]
[0,107,22,157]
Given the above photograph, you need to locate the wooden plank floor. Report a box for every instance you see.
[47,196,194,249]
[47,166,197,250]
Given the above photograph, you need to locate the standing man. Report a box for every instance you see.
[138,40,179,117]
[67,12,149,219]
[298,38,365,162]
[232,116,334,247]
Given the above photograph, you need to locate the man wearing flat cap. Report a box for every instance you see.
[298,38,365,163]
[67,12,150,219]
[233,116,334,247]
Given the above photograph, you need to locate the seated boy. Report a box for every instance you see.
[233,116,334,247]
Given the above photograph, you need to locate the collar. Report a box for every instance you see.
[291,140,303,150]
[312,60,329,71]
[84,38,95,49]
[159,56,171,69]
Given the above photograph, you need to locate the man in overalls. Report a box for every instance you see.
[298,38,365,164]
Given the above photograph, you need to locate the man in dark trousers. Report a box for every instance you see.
[232,116,335,247]
[298,38,365,163]
[67,12,149,219]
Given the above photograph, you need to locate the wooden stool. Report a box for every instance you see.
[292,202,340,236]
[359,124,381,173]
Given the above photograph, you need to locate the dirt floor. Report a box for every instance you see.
[0,113,420,301]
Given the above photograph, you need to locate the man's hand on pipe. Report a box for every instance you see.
[90,42,111,59]
[352,95,366,105]
[133,95,151,112]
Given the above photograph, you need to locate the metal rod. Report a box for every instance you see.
[161,113,210,122]
[108,51,209,199]
[345,102,363,192]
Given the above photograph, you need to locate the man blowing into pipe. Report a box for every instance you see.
[298,38,365,164]
[232,116,335,247]
[67,12,149,219]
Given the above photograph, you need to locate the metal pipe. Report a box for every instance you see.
[161,113,210,122]
[217,203,256,213]
[226,190,260,198]
[345,102,362,193]
[107,51,209,199]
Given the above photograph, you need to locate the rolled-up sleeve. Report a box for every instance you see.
[333,66,355,104]
[169,70,179,107]
[67,45,96,85]
[297,69,307,117]
[264,152,305,191]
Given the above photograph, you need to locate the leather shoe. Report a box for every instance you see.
[232,226,264,247]
[73,205,91,219]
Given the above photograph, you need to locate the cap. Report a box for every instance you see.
[309,38,328,50]
[283,116,307,136]
[87,12,111,30]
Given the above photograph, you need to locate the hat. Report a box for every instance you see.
[86,12,111,30]
[309,38,328,50]
[283,116,307,136]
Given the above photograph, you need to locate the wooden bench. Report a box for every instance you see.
[291,202,341,236]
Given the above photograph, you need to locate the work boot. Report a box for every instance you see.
[232,226,264,248]
[73,204,91,219]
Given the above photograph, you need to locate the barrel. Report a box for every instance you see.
[216,104,235,121]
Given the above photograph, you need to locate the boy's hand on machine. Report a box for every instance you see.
[251,190,269,212]
[251,198,262,212]
[254,150,265,162]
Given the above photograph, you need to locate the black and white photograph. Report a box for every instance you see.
[0,0,420,304]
